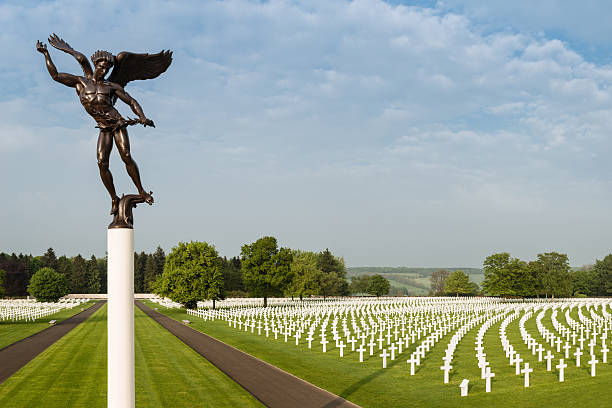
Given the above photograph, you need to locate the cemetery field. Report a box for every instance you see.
[0,300,96,349]
[0,303,262,408]
[148,298,612,408]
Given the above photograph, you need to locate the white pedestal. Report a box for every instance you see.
[107,228,135,408]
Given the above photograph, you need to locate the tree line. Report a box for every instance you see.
[429,251,612,298]
[154,236,356,308]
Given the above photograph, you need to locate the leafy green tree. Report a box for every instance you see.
[221,256,244,294]
[27,267,68,302]
[285,251,324,300]
[71,255,88,293]
[0,269,6,298]
[570,266,598,296]
[593,254,612,296]
[482,252,536,298]
[366,274,390,297]
[529,252,571,298]
[350,274,371,294]
[430,269,450,296]
[154,241,224,309]
[444,270,470,297]
[241,236,293,307]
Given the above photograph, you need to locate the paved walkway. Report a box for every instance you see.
[136,301,360,408]
[0,301,105,384]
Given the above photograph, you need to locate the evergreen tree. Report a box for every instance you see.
[41,248,59,271]
[134,251,146,293]
[57,256,72,284]
[144,255,157,292]
[316,249,349,297]
[71,255,88,293]
[97,256,108,293]
[86,255,101,294]
[0,269,6,298]
[153,246,166,277]
[593,254,612,296]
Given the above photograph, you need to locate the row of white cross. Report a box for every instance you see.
[182,297,611,396]
[0,298,89,322]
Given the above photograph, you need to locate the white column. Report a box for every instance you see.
[107,228,135,408]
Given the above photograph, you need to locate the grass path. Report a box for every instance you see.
[0,301,96,349]
[149,301,612,408]
[0,303,262,408]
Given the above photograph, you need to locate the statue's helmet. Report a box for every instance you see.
[91,50,115,66]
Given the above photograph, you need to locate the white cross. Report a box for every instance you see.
[588,354,598,377]
[306,333,314,349]
[555,358,567,382]
[602,344,609,364]
[515,355,523,375]
[357,344,366,362]
[563,342,571,359]
[368,339,376,355]
[407,354,417,375]
[537,343,544,361]
[321,337,329,353]
[440,361,452,384]
[574,348,583,367]
[460,379,469,397]
[348,337,357,351]
[521,362,533,387]
[338,341,346,358]
[380,349,389,368]
[484,367,495,393]
[544,351,554,371]
[478,360,489,379]
[390,343,397,360]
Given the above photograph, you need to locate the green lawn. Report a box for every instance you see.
[148,301,612,408]
[0,301,96,350]
[0,303,262,408]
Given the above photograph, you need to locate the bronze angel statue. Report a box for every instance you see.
[36,34,172,217]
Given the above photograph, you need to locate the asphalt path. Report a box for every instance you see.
[0,301,105,384]
[136,301,360,408]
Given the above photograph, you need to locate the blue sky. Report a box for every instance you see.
[2,0,612,267]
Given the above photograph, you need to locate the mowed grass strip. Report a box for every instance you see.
[0,301,96,349]
[0,301,107,407]
[134,305,263,408]
[0,303,262,408]
[147,301,612,408]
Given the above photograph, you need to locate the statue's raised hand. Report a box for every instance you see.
[36,40,48,54]
[140,118,155,128]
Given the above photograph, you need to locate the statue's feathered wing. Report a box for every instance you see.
[107,50,173,90]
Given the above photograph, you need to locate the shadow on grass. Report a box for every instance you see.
[337,351,408,400]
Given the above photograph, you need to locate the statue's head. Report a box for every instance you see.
[91,50,114,80]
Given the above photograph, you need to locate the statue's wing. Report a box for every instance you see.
[48,33,93,77]
[107,50,173,88]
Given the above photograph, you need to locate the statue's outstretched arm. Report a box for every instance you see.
[114,87,155,127]
[36,40,78,88]
[48,34,93,78]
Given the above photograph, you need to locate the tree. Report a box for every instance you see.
[154,241,224,309]
[316,249,349,297]
[349,275,371,294]
[285,251,323,300]
[529,252,571,298]
[143,255,158,292]
[366,274,390,297]
[0,269,6,298]
[430,269,450,296]
[444,270,470,297]
[41,248,58,271]
[86,255,101,294]
[570,267,598,296]
[71,255,88,293]
[592,254,612,296]
[134,251,146,293]
[57,255,72,284]
[27,267,69,302]
[241,236,293,307]
[482,252,536,298]
[221,256,244,294]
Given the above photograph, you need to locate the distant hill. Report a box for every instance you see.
[347,267,484,296]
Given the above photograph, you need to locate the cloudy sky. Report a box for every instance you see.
[2,0,612,268]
